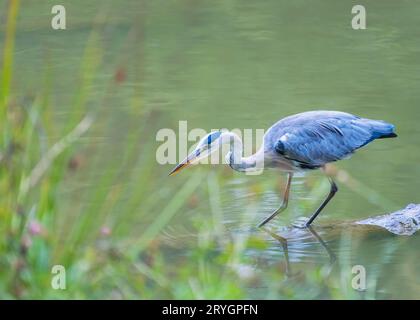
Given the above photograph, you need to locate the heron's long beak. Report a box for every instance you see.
[168,149,201,176]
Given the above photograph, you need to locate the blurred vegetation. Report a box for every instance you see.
[0,0,419,299]
[0,0,249,299]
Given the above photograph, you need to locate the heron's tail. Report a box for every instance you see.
[361,119,397,139]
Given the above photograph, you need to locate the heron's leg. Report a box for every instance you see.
[305,177,338,227]
[258,173,293,227]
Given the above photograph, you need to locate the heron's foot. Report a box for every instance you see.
[292,217,310,229]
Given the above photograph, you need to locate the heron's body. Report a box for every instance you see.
[250,110,396,172]
[170,110,397,227]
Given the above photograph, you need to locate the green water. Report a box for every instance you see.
[10,0,420,298]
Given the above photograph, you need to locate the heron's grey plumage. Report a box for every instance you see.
[264,111,396,170]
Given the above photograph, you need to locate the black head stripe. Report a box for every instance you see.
[207,131,221,145]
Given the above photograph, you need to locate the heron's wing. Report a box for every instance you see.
[273,118,374,168]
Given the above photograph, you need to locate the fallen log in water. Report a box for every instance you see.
[355,203,420,236]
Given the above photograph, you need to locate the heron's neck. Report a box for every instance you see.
[226,132,262,172]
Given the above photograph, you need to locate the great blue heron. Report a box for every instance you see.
[169,110,397,227]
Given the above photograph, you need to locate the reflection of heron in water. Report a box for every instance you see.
[261,226,336,278]
[170,111,397,227]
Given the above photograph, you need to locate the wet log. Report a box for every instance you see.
[355,203,420,236]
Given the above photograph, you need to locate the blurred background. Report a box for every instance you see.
[0,0,419,299]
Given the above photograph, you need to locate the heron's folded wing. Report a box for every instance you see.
[274,119,373,167]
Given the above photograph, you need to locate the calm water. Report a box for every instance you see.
[12,0,420,298]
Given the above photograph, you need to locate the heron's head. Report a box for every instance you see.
[169,131,225,176]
